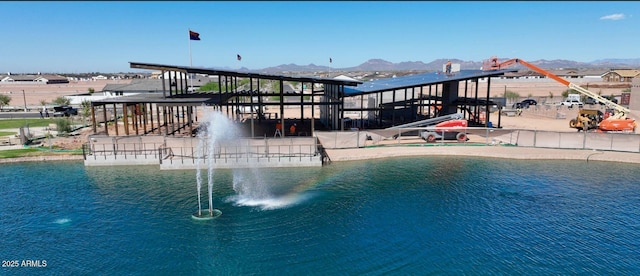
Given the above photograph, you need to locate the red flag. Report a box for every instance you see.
[189,30,200,41]
[237,54,242,61]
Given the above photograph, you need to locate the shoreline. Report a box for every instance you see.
[0,155,83,164]
[325,145,640,164]
[1,145,638,165]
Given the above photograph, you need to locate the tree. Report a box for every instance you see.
[561,89,577,99]
[88,87,95,94]
[52,96,71,106]
[0,94,11,111]
[548,91,554,99]
[80,99,92,125]
[504,90,520,103]
[39,99,48,106]
[198,81,220,92]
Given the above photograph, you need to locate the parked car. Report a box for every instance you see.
[520,99,537,106]
[512,99,537,109]
[599,95,618,105]
[53,106,78,117]
[585,97,598,105]
[512,102,525,109]
[584,96,618,106]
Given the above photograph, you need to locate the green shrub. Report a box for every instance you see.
[55,118,72,133]
[504,90,520,101]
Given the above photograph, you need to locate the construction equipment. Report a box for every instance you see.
[483,57,636,132]
[420,119,468,143]
[569,109,603,131]
[378,113,468,142]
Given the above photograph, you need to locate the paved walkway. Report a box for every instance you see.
[325,144,640,164]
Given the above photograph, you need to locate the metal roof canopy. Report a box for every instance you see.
[344,69,516,96]
[91,93,220,106]
[129,61,362,87]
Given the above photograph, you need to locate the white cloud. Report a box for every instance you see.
[600,13,625,20]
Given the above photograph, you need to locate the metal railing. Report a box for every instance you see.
[500,129,640,153]
[82,142,165,160]
[318,127,640,153]
[159,142,320,165]
[83,136,322,163]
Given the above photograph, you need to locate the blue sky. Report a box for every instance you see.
[1,1,637,73]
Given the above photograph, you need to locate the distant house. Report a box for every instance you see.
[549,69,583,79]
[92,75,108,80]
[1,74,36,82]
[0,74,69,84]
[66,79,161,105]
[579,69,608,80]
[499,70,544,80]
[35,74,69,84]
[102,79,164,96]
[333,75,359,82]
[602,69,640,82]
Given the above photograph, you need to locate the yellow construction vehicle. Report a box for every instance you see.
[569,109,603,131]
[483,57,636,132]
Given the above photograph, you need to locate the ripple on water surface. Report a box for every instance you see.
[1,158,639,274]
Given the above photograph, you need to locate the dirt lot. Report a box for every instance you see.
[0,79,130,108]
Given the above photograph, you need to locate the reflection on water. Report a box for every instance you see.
[1,158,639,274]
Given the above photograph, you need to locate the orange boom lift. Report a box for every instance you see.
[483,57,636,132]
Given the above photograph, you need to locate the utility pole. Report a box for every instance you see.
[22,90,27,112]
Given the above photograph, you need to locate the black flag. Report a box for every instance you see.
[237,54,242,61]
[329,57,332,63]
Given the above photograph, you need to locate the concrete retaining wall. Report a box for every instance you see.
[160,155,322,170]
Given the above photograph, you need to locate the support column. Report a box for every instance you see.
[187,105,193,136]
[441,81,460,116]
[102,104,108,135]
[91,104,96,133]
[123,103,129,136]
[485,77,491,127]
[143,103,148,134]
[113,103,119,136]
[134,104,139,135]
[163,106,169,136]
[280,79,285,137]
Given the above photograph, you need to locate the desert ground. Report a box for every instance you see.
[0,79,131,109]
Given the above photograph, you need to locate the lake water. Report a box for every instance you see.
[1,157,639,274]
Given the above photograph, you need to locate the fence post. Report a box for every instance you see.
[610,133,614,151]
[485,127,488,144]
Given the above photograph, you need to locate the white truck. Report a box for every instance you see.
[558,94,584,108]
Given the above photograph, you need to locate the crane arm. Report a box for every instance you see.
[484,57,630,118]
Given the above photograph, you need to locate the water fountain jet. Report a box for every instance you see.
[191,108,238,220]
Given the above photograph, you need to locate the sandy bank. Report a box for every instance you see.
[0,155,83,164]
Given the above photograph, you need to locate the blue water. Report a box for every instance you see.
[1,157,639,274]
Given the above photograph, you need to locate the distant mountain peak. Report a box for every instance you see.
[257,58,640,73]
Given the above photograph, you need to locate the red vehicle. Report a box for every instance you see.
[420,119,468,142]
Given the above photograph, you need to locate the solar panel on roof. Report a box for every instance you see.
[344,69,515,96]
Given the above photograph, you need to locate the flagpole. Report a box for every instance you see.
[188,29,194,92]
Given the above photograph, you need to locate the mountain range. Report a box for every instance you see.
[229,58,640,74]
